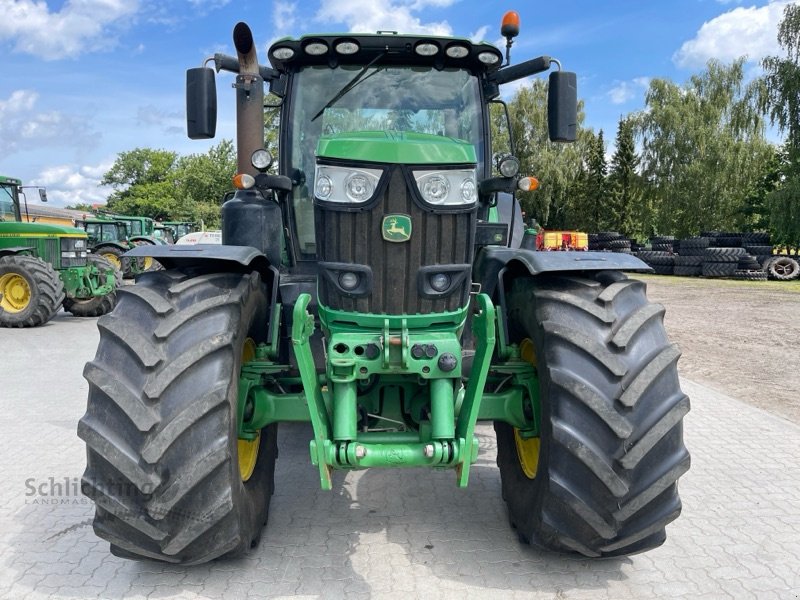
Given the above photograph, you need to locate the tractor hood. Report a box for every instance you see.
[0,221,87,237]
[317,131,477,165]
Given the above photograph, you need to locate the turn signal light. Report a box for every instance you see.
[232,173,255,189]
[518,177,539,192]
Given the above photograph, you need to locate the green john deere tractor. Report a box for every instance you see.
[75,216,144,278]
[80,14,689,564]
[0,176,120,326]
[163,220,199,241]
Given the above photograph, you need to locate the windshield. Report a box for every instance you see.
[0,183,21,222]
[287,65,483,259]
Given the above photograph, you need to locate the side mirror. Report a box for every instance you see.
[548,71,577,143]
[186,67,217,139]
[38,189,48,203]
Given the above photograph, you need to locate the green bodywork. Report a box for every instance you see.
[0,177,115,300]
[222,74,542,486]
[236,291,538,488]
[191,31,543,489]
[318,131,478,165]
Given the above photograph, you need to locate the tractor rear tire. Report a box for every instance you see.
[79,268,278,564]
[95,245,135,279]
[496,271,690,557]
[0,254,64,328]
[63,255,122,317]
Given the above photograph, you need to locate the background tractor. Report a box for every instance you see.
[0,176,120,326]
[80,12,689,564]
[94,212,165,272]
[163,220,200,241]
[75,215,145,278]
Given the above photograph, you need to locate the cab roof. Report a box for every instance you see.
[266,33,504,74]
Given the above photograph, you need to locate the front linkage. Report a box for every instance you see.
[236,292,539,490]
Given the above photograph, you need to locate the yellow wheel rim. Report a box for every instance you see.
[143,256,153,271]
[0,273,32,313]
[102,252,122,270]
[515,337,540,479]
[514,430,540,479]
[238,338,260,482]
[520,337,537,367]
[238,433,261,482]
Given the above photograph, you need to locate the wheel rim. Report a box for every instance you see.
[142,256,153,270]
[101,252,122,270]
[238,338,261,482]
[514,337,540,479]
[514,430,540,479]
[0,273,31,313]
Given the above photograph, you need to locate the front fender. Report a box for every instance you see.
[125,243,277,283]
[94,242,130,253]
[0,246,34,258]
[474,246,652,298]
[130,235,162,245]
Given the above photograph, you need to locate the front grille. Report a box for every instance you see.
[59,237,88,268]
[315,166,475,315]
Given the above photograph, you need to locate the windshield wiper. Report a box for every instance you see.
[311,52,387,122]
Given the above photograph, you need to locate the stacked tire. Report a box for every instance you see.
[649,236,676,253]
[701,247,744,278]
[673,238,708,277]
[589,232,634,253]
[635,251,674,275]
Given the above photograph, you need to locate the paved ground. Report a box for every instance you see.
[2,311,800,599]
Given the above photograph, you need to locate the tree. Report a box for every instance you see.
[102,148,180,219]
[585,129,607,231]
[492,80,588,228]
[761,4,800,244]
[635,59,771,237]
[761,4,800,163]
[101,142,235,227]
[174,140,237,227]
[607,117,643,236]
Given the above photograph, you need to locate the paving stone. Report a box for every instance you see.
[2,317,800,598]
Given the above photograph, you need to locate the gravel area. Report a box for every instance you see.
[638,274,800,424]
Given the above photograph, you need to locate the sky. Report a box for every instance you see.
[0,0,795,206]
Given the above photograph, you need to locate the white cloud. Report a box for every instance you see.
[409,0,458,8]
[274,1,297,31]
[315,0,453,36]
[0,90,97,157]
[0,0,139,60]
[136,105,184,135]
[674,0,790,68]
[29,162,114,206]
[469,25,490,43]
[607,77,651,105]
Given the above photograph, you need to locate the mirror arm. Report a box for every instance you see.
[209,53,280,82]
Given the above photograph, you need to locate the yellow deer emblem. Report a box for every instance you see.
[382,215,412,242]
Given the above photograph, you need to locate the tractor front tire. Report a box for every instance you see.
[63,254,122,317]
[0,254,64,328]
[95,245,134,278]
[496,271,690,557]
[79,269,277,564]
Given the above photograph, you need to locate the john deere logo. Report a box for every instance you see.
[382,214,412,242]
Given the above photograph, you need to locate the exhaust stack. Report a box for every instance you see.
[233,22,265,176]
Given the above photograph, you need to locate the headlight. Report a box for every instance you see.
[251,149,273,171]
[314,165,382,204]
[74,239,86,250]
[413,169,477,206]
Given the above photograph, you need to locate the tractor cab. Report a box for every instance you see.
[0,176,23,222]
